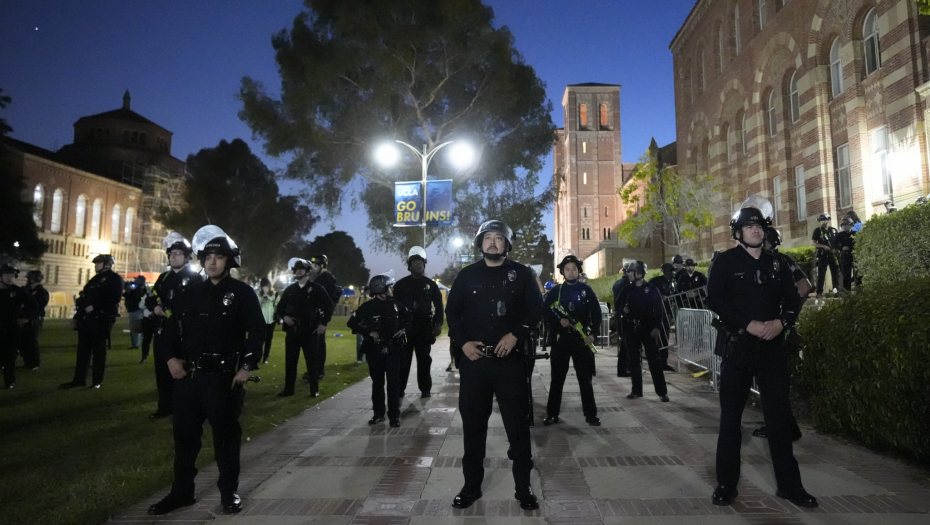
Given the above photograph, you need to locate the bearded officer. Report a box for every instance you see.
[446,220,542,511]
[707,196,816,509]
[147,226,264,516]
[1,263,36,389]
[393,246,444,399]
[145,232,201,419]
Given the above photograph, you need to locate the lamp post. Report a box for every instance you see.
[375,140,475,246]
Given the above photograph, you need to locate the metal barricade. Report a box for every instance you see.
[675,308,719,388]
[598,302,610,346]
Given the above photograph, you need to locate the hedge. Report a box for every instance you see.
[855,203,930,286]
[793,277,930,463]
[781,246,815,280]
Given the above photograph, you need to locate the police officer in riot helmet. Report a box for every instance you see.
[307,254,338,381]
[611,260,634,377]
[275,257,333,398]
[394,246,444,399]
[20,270,48,370]
[834,218,856,291]
[648,263,679,371]
[811,213,838,297]
[543,254,601,426]
[148,226,265,516]
[616,260,669,402]
[1,263,37,388]
[446,220,543,510]
[145,232,201,419]
[706,196,816,508]
[61,254,124,389]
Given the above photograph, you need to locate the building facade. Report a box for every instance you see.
[671,0,930,259]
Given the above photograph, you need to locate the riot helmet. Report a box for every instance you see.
[630,260,647,277]
[730,195,773,248]
[309,254,328,268]
[764,228,782,248]
[817,213,831,222]
[288,257,311,272]
[162,231,193,256]
[192,225,241,269]
[368,272,395,296]
[407,246,427,265]
[671,254,684,266]
[684,258,696,267]
[92,254,116,267]
[557,254,583,274]
[0,263,19,278]
[26,270,44,283]
[474,220,512,253]
[660,263,674,274]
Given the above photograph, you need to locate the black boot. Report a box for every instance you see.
[452,485,482,509]
[148,493,195,515]
[515,486,539,510]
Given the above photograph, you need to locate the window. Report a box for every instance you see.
[582,141,587,154]
[33,185,45,227]
[579,104,588,128]
[604,206,608,217]
[75,195,86,237]
[872,127,892,196]
[584,207,588,217]
[758,0,768,30]
[599,104,609,128]
[773,177,783,225]
[718,25,726,72]
[54,266,59,285]
[77,268,82,284]
[91,199,102,239]
[766,91,777,137]
[139,132,147,145]
[123,130,131,143]
[583,172,587,185]
[863,9,881,76]
[836,144,852,208]
[789,71,800,122]
[734,4,742,56]
[830,38,844,97]
[124,208,134,244]
[131,131,138,144]
[741,113,749,154]
[700,48,706,91]
[51,189,63,233]
[795,165,806,221]
[111,205,121,243]
[724,123,735,164]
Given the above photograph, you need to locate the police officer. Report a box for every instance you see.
[543,254,601,426]
[61,254,123,389]
[276,258,333,398]
[145,232,200,419]
[1,263,36,388]
[20,270,48,370]
[348,273,410,427]
[706,196,816,509]
[835,218,855,291]
[393,246,444,399]
[677,258,707,308]
[308,254,339,380]
[649,263,679,371]
[812,213,838,297]
[671,254,687,281]
[446,220,542,510]
[616,261,668,402]
[611,261,633,377]
[125,275,147,349]
[147,225,265,516]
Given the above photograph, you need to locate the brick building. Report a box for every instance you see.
[670,0,930,259]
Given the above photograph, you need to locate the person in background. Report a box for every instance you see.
[258,278,279,365]
[677,258,708,308]
[834,219,855,292]
[125,275,147,350]
[811,213,838,297]
[20,270,48,370]
[648,263,679,372]
[1,263,36,389]
[845,210,863,233]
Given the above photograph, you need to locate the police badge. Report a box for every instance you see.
[223,292,235,306]
[181,277,189,287]
[773,259,781,273]
[507,270,516,282]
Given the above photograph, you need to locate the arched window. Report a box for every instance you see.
[51,189,63,233]
[75,195,87,237]
[33,185,45,227]
[758,0,768,31]
[830,38,844,97]
[579,104,588,128]
[734,4,742,56]
[863,9,881,76]
[718,24,726,72]
[124,208,134,244]
[599,104,609,128]
[111,204,121,243]
[91,199,102,239]
[741,113,750,154]
[766,90,777,137]
[723,123,734,163]
[789,71,800,122]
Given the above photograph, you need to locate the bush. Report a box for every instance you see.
[781,246,815,279]
[855,203,930,286]
[793,278,930,463]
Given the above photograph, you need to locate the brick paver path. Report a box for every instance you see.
[109,337,930,524]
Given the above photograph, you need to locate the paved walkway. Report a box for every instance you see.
[110,338,930,524]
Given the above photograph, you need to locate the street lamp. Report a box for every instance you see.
[375,139,476,246]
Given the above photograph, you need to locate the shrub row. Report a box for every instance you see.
[854,203,930,286]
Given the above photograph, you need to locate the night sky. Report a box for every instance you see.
[1,0,695,277]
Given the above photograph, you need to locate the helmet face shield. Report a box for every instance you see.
[162,232,192,255]
[192,225,241,269]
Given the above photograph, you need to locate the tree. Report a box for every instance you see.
[301,231,370,289]
[616,143,730,255]
[432,262,462,286]
[160,139,318,278]
[238,0,555,260]
[916,0,930,15]
[0,88,46,264]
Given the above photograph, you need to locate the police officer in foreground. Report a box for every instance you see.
[61,254,123,389]
[616,261,669,402]
[811,213,838,297]
[145,232,201,419]
[276,257,333,398]
[611,261,633,377]
[20,270,48,370]
[543,254,601,426]
[1,263,36,389]
[148,225,265,516]
[707,196,816,509]
[446,220,542,510]
[394,246,444,399]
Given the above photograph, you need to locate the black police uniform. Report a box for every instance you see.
[124,281,147,348]
[706,246,804,495]
[19,283,48,369]
[275,279,334,395]
[146,266,201,416]
[834,230,855,291]
[446,258,542,491]
[393,274,444,397]
[616,281,668,398]
[648,274,678,350]
[348,296,410,423]
[543,280,600,420]
[611,274,631,375]
[70,268,124,386]
[677,270,708,308]
[1,282,36,387]
[313,270,340,378]
[168,274,265,503]
[812,224,838,294]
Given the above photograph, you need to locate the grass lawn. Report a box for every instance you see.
[0,316,369,525]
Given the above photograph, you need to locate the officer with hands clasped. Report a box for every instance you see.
[543,254,601,427]
[146,232,201,419]
[348,272,410,427]
[276,257,333,398]
[148,226,265,516]
[62,254,124,389]
[393,246,444,399]
[707,196,816,509]
[446,220,542,511]
[1,263,36,389]
[616,260,669,402]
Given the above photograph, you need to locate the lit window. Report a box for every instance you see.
[579,104,588,128]
[863,9,881,76]
[582,141,587,153]
[75,195,87,237]
[795,165,806,221]
[789,71,800,122]
[111,205,121,243]
[51,189,63,233]
[91,199,102,239]
[599,104,609,128]
[830,38,844,97]
[872,127,892,196]
[124,208,134,244]
[33,185,45,228]
[583,172,587,185]
[836,144,852,208]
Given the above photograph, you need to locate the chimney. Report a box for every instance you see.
[123,90,131,110]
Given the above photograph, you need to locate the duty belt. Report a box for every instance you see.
[187,353,236,374]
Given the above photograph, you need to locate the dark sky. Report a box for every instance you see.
[1,0,695,278]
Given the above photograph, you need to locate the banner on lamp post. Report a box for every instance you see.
[394,181,421,226]
[425,179,453,226]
